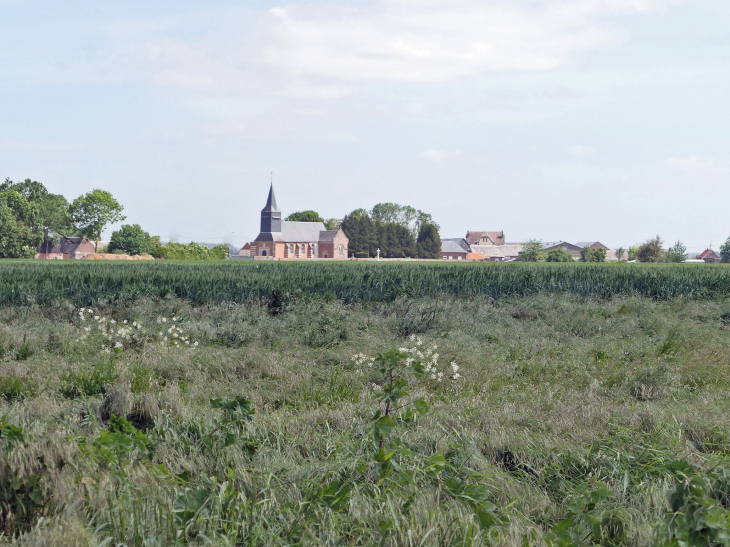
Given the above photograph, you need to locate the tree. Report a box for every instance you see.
[324,218,342,231]
[341,211,378,257]
[69,190,126,251]
[0,190,43,258]
[665,240,688,263]
[616,247,625,261]
[546,248,573,262]
[285,210,324,223]
[629,246,639,261]
[721,237,730,263]
[1,178,73,240]
[580,246,607,262]
[107,224,154,255]
[637,236,665,263]
[370,203,438,237]
[519,239,546,262]
[416,222,441,259]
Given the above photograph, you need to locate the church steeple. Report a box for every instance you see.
[260,183,282,233]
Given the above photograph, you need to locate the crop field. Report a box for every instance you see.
[1,263,730,545]
[2,261,730,307]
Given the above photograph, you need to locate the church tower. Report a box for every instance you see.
[255,184,282,241]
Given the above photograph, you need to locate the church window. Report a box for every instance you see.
[338,245,344,256]
[261,249,267,257]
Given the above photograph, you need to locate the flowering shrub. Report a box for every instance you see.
[75,308,198,353]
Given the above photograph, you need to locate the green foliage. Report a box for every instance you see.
[629,246,639,261]
[520,239,547,262]
[616,247,626,261]
[720,236,730,263]
[666,240,688,263]
[324,218,342,231]
[341,210,417,258]
[416,222,441,259]
[547,248,574,262]
[61,359,118,398]
[108,224,154,255]
[580,246,607,262]
[284,210,324,223]
[638,235,665,263]
[4,261,730,307]
[153,242,227,260]
[85,415,152,470]
[661,460,730,546]
[69,189,126,250]
[0,376,38,401]
[1,179,74,240]
[0,190,43,258]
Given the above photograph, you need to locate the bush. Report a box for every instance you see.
[519,239,546,262]
[152,242,227,260]
[546,248,574,262]
[108,224,154,256]
[355,252,368,259]
[580,246,607,262]
[638,236,665,263]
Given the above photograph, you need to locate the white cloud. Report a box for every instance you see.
[667,156,715,170]
[145,0,683,96]
[567,145,597,155]
[420,149,465,161]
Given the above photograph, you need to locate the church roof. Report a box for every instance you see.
[280,221,327,242]
[318,230,339,242]
[261,184,279,213]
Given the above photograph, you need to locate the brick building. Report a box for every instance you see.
[36,236,96,259]
[240,184,348,259]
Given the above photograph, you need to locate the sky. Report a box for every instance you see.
[1,0,728,252]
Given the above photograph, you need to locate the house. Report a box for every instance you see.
[36,236,96,259]
[241,184,349,259]
[698,249,720,264]
[543,241,583,259]
[465,231,505,246]
[469,244,523,262]
[440,239,470,260]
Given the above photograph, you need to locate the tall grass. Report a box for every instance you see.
[2,294,730,544]
[1,261,730,307]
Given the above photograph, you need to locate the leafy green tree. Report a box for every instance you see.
[519,239,546,262]
[370,203,438,237]
[546,248,574,262]
[580,246,607,262]
[378,222,415,258]
[324,218,342,231]
[719,237,730,263]
[69,190,126,251]
[107,224,154,255]
[637,236,665,263]
[665,240,688,263]
[628,246,639,261]
[0,190,42,258]
[416,222,441,259]
[285,210,324,223]
[341,211,377,257]
[0,178,73,240]
[616,247,625,261]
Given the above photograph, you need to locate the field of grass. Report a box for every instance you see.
[2,260,730,307]
[2,290,730,545]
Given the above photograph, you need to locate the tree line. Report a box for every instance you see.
[286,203,442,259]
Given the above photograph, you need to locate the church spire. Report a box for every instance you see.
[262,183,279,213]
[259,183,282,234]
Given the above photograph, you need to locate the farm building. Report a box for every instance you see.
[575,241,610,251]
[698,248,720,263]
[543,241,583,259]
[36,236,96,260]
[241,184,349,259]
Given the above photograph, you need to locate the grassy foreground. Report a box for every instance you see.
[1,294,730,545]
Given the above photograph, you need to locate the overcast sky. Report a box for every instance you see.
[1,0,728,251]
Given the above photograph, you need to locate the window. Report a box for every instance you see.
[448,256,453,260]
[338,245,344,256]
[299,244,306,257]
[457,256,462,260]
[442,256,447,259]
[261,249,267,257]
[324,252,328,258]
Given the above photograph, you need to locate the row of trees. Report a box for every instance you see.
[518,240,608,263]
[0,178,125,258]
[286,203,442,259]
[615,237,688,263]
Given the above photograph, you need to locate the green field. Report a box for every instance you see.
[2,261,730,306]
[1,263,730,545]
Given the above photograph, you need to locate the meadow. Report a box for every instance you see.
[1,262,730,545]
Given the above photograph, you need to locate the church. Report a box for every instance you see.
[239,184,349,259]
